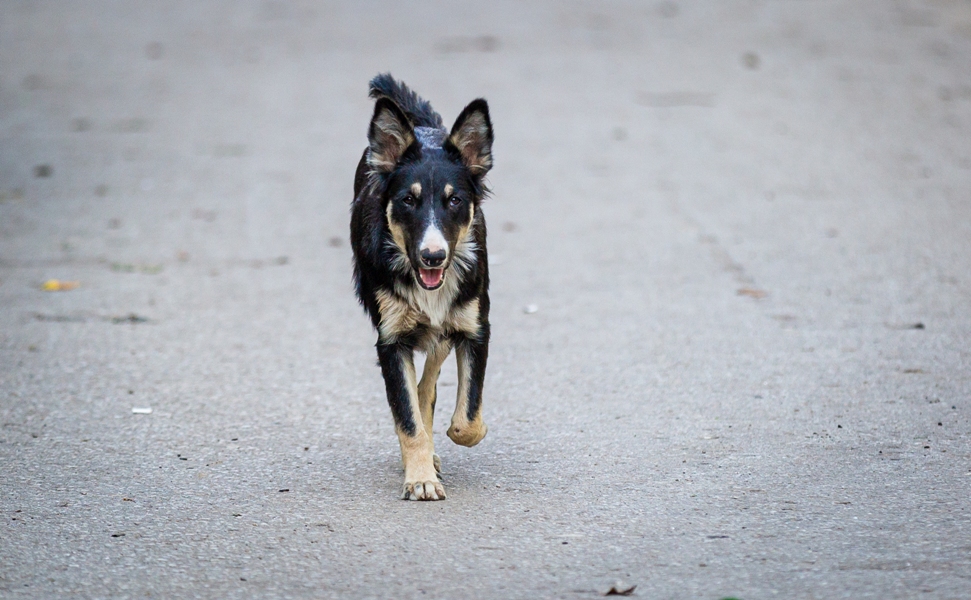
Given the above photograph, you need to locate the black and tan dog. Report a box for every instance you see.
[350,74,493,500]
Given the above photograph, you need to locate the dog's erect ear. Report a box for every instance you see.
[445,99,493,176]
[367,98,416,173]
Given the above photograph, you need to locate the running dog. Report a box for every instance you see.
[350,74,493,500]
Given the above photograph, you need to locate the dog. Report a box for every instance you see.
[350,74,494,501]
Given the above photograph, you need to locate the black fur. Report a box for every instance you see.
[350,75,494,496]
[368,73,444,130]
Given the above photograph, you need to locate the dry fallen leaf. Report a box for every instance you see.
[41,279,79,292]
[736,287,767,299]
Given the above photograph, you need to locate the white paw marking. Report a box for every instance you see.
[402,480,446,501]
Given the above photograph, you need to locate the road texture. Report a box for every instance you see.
[2,1,970,598]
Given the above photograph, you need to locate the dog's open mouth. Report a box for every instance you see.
[418,268,445,289]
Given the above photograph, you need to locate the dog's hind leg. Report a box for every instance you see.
[418,340,451,474]
[377,342,445,500]
[447,335,489,447]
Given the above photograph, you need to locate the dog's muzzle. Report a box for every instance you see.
[417,226,448,289]
[417,250,446,289]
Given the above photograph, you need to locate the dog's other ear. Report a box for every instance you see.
[367,98,416,173]
[446,99,493,176]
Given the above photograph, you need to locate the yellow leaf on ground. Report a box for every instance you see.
[41,279,80,291]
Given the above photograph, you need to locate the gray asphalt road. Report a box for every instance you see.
[2,1,970,598]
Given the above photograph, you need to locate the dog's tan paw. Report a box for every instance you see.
[447,420,488,447]
[402,480,446,501]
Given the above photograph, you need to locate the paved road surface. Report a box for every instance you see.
[2,1,970,598]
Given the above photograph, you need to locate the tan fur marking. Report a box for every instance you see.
[410,182,422,197]
[376,289,419,342]
[448,207,479,278]
[398,429,443,500]
[445,298,481,336]
[450,204,476,265]
[444,183,454,197]
[448,344,488,447]
[385,202,409,264]
[417,340,451,472]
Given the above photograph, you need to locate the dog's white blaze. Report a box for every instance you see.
[419,221,448,257]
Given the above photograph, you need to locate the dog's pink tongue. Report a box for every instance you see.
[419,268,443,287]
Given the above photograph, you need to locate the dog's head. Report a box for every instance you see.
[366,98,493,290]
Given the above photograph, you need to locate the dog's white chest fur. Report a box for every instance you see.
[396,276,460,329]
[375,269,480,345]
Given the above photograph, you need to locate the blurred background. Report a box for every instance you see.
[1,1,970,598]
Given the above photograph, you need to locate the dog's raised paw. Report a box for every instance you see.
[402,480,447,501]
[447,421,488,447]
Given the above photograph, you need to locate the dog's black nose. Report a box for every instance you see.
[420,248,447,267]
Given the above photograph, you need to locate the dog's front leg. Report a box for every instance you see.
[418,340,451,474]
[376,342,445,500]
[447,334,489,447]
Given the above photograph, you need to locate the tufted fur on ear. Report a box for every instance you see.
[445,99,493,176]
[367,98,416,173]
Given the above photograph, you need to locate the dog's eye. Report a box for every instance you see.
[401,195,416,207]
[448,196,462,208]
